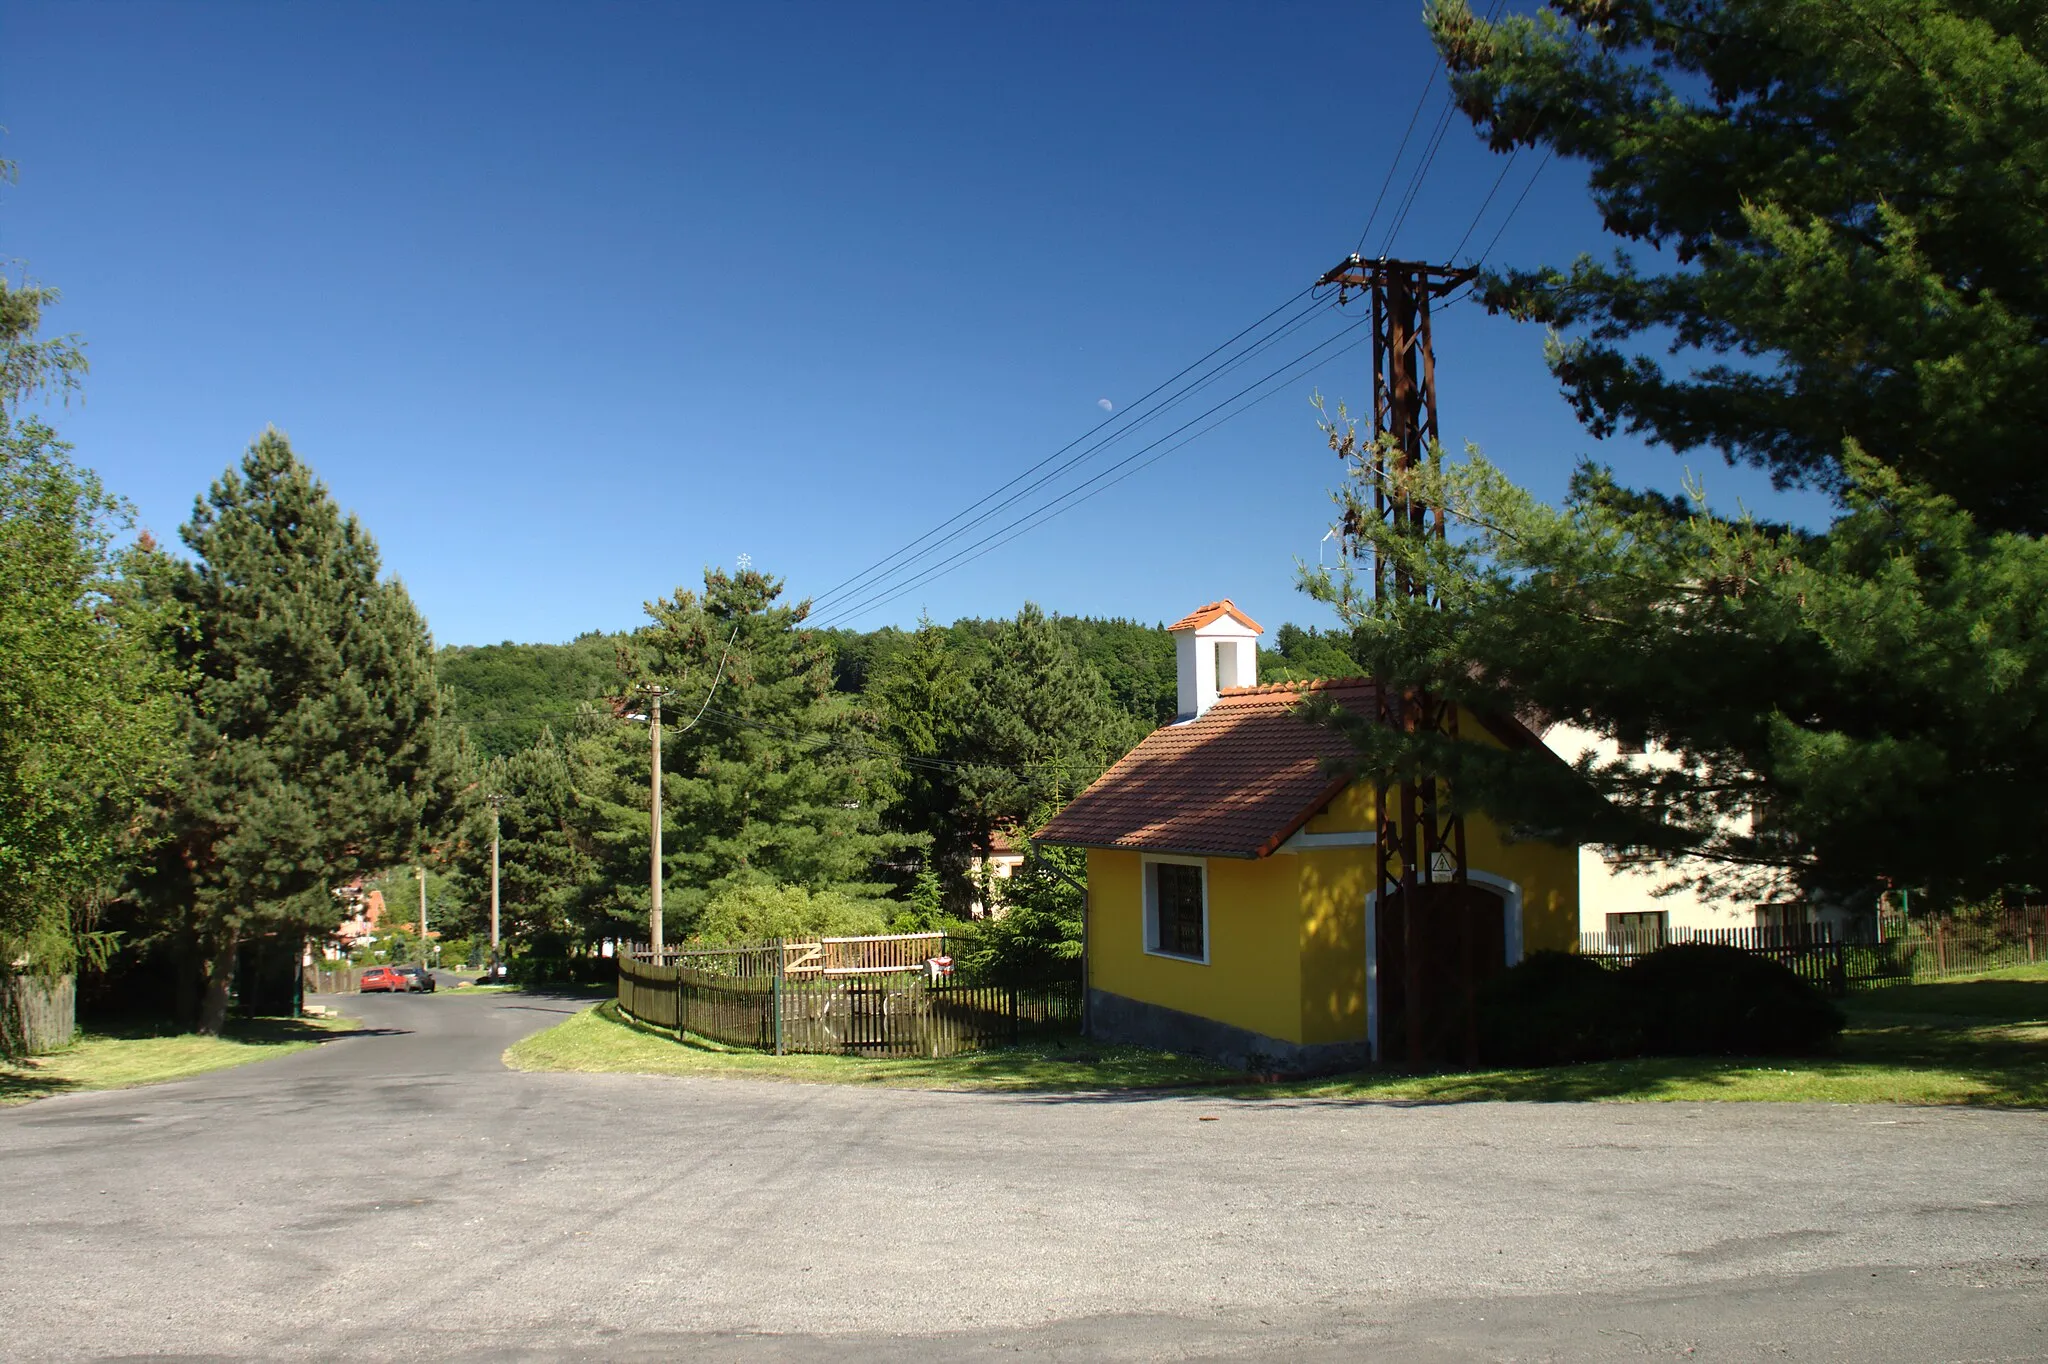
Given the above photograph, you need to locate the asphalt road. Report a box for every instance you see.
[2,989,2043,1362]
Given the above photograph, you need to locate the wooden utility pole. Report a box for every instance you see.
[486,794,505,967]
[1319,253,1477,1068]
[642,685,672,959]
[416,864,428,965]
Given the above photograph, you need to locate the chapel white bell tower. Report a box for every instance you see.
[1168,600,1263,720]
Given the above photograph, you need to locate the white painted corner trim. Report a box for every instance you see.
[1275,829,1377,853]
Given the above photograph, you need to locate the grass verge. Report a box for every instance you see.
[0,1014,356,1107]
[506,967,2048,1107]
[1253,966,2048,1106]
[505,1001,1235,1091]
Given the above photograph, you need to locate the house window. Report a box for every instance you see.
[1145,859,1207,962]
[1605,911,1667,949]
[1755,902,1811,937]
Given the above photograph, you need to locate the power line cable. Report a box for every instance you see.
[1376,93,1463,259]
[671,618,742,735]
[1450,148,1521,261]
[1475,147,1552,268]
[1370,0,1514,262]
[809,292,1339,616]
[808,284,1319,614]
[813,316,1376,629]
[1352,59,1445,254]
[812,315,1366,628]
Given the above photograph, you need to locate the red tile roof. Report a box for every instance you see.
[1036,679,1374,859]
[1165,599,1264,634]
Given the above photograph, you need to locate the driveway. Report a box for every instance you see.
[1,989,2042,1361]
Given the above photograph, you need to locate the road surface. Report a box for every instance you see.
[2,988,2042,1360]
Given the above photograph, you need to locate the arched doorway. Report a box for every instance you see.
[1375,882,1508,1065]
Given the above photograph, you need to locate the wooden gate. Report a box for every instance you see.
[1377,884,1506,1065]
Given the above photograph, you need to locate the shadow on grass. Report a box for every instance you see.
[0,1068,75,1104]
[1014,1018,2048,1109]
[1847,976,2048,1022]
[560,991,2048,1109]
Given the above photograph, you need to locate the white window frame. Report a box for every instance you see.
[1142,854,1210,964]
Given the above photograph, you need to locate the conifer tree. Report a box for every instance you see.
[956,604,1138,858]
[137,432,453,1031]
[449,729,605,949]
[871,614,974,883]
[1311,1,2048,904]
[567,566,913,939]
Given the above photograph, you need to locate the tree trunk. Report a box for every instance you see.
[195,925,240,1036]
[174,930,202,1032]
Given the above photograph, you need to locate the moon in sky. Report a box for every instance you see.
[1097,398,1114,412]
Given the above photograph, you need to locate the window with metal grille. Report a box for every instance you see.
[1605,910,1667,949]
[1147,861,1206,960]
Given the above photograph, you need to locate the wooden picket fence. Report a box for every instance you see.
[0,972,75,1057]
[623,932,950,981]
[615,954,1080,1057]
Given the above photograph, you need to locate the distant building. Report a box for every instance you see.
[1543,722,1875,944]
[968,828,1027,919]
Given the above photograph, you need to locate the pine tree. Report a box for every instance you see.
[445,729,603,951]
[956,604,1139,858]
[573,566,913,938]
[1309,2,2048,904]
[870,614,974,885]
[136,432,453,1031]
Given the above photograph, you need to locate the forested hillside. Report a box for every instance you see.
[428,601,1365,964]
[437,634,627,759]
[443,612,1362,749]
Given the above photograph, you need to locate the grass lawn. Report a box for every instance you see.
[0,1014,356,1107]
[509,966,2048,1107]
[506,1001,1236,1091]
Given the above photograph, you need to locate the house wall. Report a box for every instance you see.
[1541,721,1841,938]
[1294,847,1371,1045]
[1082,703,1580,1069]
[1086,848,1304,1045]
[1086,801,1578,1064]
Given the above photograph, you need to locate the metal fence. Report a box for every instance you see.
[615,954,1080,1057]
[1579,910,2048,996]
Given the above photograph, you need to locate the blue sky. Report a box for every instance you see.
[3,2,1824,647]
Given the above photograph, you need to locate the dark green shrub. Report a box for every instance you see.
[1623,944,1844,1056]
[1476,951,1636,1066]
[508,955,614,987]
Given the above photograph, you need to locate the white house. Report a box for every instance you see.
[1543,721,1872,943]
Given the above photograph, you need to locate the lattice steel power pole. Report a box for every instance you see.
[1319,254,1477,1067]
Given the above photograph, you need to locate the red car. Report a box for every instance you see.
[359,966,410,993]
